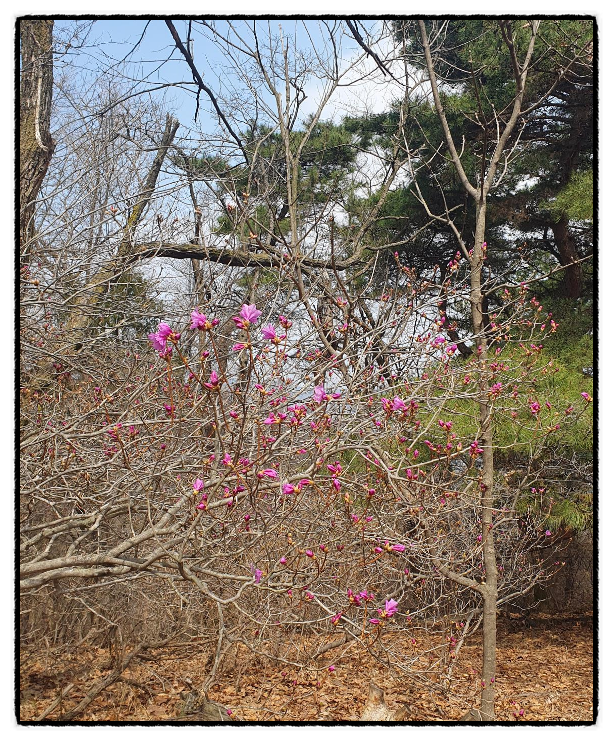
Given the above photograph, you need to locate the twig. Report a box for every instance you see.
[35,683,75,721]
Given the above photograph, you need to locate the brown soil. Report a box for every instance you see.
[19,615,594,723]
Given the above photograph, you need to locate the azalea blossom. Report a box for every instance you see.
[330,613,342,625]
[148,321,173,353]
[313,385,341,403]
[313,385,327,403]
[392,396,407,412]
[378,598,398,619]
[203,370,221,390]
[529,400,541,415]
[262,324,277,340]
[253,569,263,584]
[232,303,262,329]
[190,309,219,331]
[581,392,592,402]
[193,478,204,492]
[257,468,278,479]
[222,453,232,466]
[232,342,249,352]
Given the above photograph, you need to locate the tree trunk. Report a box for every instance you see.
[551,217,583,299]
[472,201,498,721]
[66,115,179,334]
[20,19,55,264]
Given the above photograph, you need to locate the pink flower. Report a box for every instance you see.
[369,618,381,625]
[148,321,173,353]
[222,453,232,466]
[305,550,314,558]
[148,332,166,353]
[328,665,335,672]
[253,569,263,584]
[545,530,552,537]
[193,478,204,492]
[581,392,592,402]
[391,544,405,553]
[279,315,292,329]
[262,324,277,340]
[279,557,287,565]
[232,342,249,352]
[331,613,342,625]
[313,385,327,403]
[313,386,341,403]
[378,599,398,619]
[157,322,172,340]
[392,396,407,412]
[190,309,219,331]
[232,304,262,329]
[374,546,383,553]
[258,469,278,479]
[204,370,220,390]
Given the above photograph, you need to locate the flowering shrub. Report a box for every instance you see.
[20,261,581,697]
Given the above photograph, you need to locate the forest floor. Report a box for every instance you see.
[20,613,593,723]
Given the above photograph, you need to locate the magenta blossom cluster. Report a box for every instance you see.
[232,304,262,330]
[190,309,219,331]
[203,370,221,391]
[313,385,342,404]
[148,321,177,356]
[262,324,286,344]
[347,588,375,607]
[369,599,399,624]
[257,468,278,480]
[282,479,311,495]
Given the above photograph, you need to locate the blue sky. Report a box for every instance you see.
[53,19,394,136]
